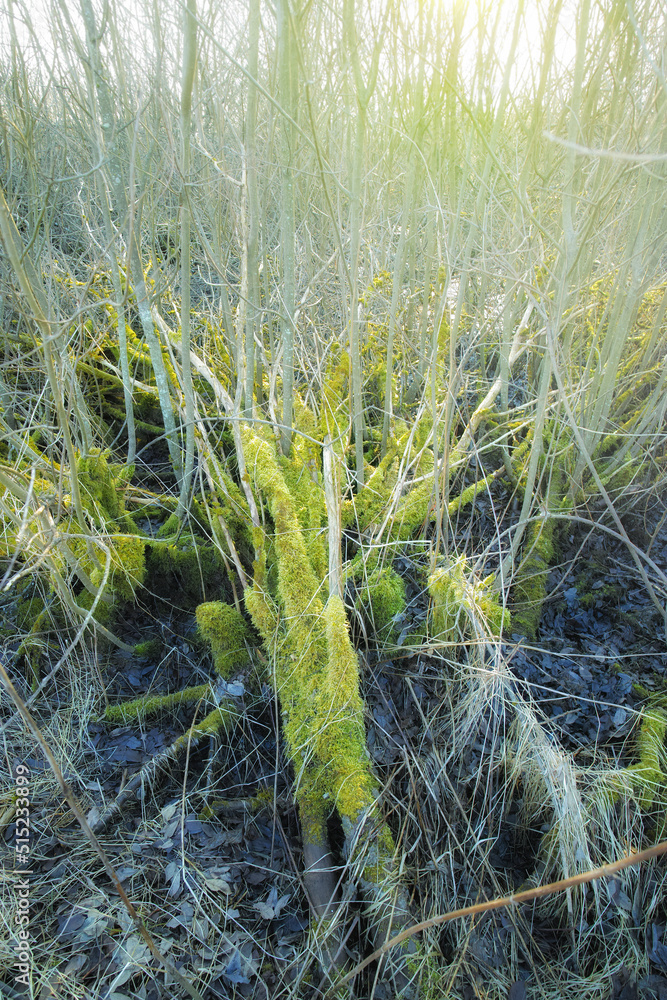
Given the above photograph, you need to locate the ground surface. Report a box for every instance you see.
[1,470,666,1000]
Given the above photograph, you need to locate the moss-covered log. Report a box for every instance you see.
[242,428,422,996]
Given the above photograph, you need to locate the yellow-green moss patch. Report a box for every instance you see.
[145,534,226,604]
[103,683,211,723]
[349,553,406,640]
[196,601,250,677]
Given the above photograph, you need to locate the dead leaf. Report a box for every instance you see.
[203,875,231,893]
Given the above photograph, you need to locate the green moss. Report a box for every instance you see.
[349,553,406,640]
[77,448,134,526]
[342,449,401,530]
[604,710,667,814]
[319,595,378,822]
[145,533,226,604]
[320,346,351,446]
[428,560,466,643]
[510,518,556,640]
[241,430,386,853]
[199,786,275,822]
[96,534,146,601]
[15,598,52,688]
[448,475,495,515]
[511,457,567,639]
[38,449,149,628]
[66,531,145,606]
[173,705,235,746]
[16,596,45,631]
[429,556,509,642]
[360,820,397,885]
[102,405,164,437]
[244,588,278,644]
[420,954,449,999]
[390,464,441,543]
[278,450,327,581]
[103,683,211,723]
[240,425,421,996]
[403,627,427,648]
[340,419,436,540]
[157,512,181,538]
[133,638,163,659]
[362,564,406,634]
[210,471,254,551]
[77,587,115,627]
[627,709,667,810]
[244,431,324,622]
[196,601,250,677]
[599,457,642,497]
[578,581,620,609]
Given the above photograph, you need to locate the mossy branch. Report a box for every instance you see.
[92,698,239,835]
[241,428,423,995]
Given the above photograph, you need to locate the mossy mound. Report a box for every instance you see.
[349,553,407,641]
[77,449,136,529]
[196,601,250,677]
[241,430,390,849]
